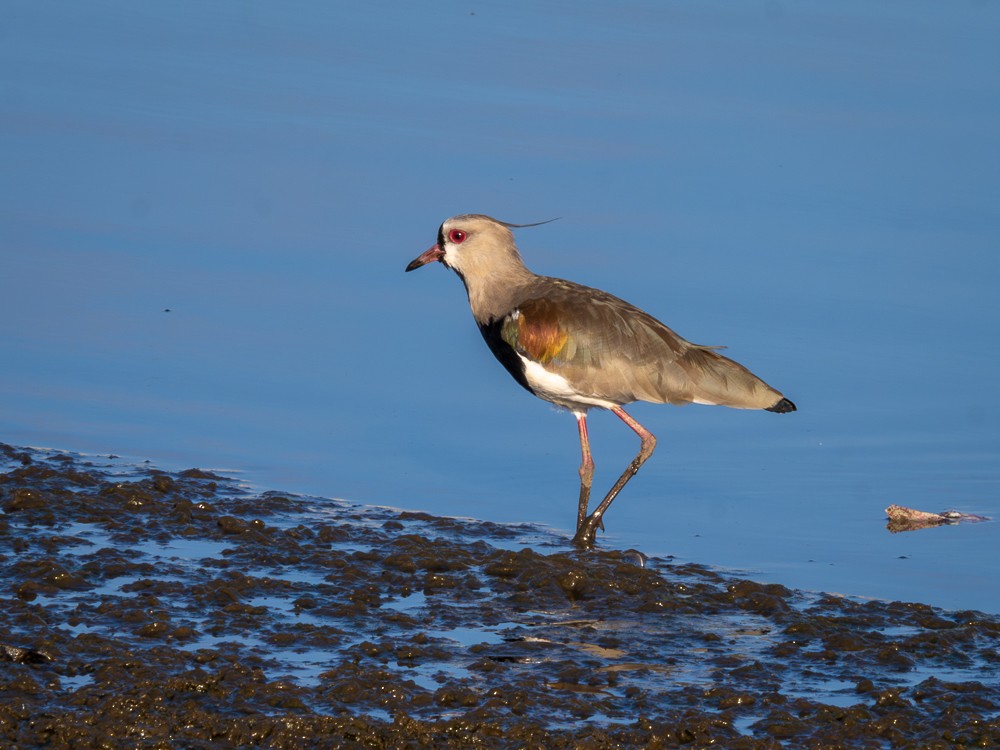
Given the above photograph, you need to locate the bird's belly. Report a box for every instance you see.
[518,355,620,411]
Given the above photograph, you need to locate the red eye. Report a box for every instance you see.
[448,229,467,244]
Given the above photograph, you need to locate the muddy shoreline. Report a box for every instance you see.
[1,442,997,748]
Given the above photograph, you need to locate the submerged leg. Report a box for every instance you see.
[575,411,595,532]
[573,406,657,548]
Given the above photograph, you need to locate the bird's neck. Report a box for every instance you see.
[457,262,538,323]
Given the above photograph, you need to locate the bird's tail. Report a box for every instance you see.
[678,346,796,412]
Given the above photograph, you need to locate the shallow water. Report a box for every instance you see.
[2,1,999,613]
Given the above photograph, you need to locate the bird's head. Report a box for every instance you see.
[404,214,517,278]
[405,214,556,281]
[406,214,558,319]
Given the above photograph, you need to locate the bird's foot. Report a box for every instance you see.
[572,514,604,548]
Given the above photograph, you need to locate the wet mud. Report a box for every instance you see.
[1,443,998,749]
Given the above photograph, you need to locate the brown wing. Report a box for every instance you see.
[502,277,788,410]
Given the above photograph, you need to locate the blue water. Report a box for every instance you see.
[2,1,998,613]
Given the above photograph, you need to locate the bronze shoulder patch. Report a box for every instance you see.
[507,302,569,364]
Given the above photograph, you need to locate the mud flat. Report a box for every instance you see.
[1,442,997,748]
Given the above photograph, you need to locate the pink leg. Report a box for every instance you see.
[576,412,595,532]
[572,406,657,548]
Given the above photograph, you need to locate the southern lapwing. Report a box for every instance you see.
[405,214,796,547]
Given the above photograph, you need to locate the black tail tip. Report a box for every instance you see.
[766,397,797,414]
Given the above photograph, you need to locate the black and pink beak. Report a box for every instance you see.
[405,244,445,272]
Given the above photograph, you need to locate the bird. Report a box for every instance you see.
[405,214,796,547]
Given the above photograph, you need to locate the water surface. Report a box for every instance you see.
[2,1,998,612]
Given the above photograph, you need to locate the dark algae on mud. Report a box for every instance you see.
[1,443,998,748]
